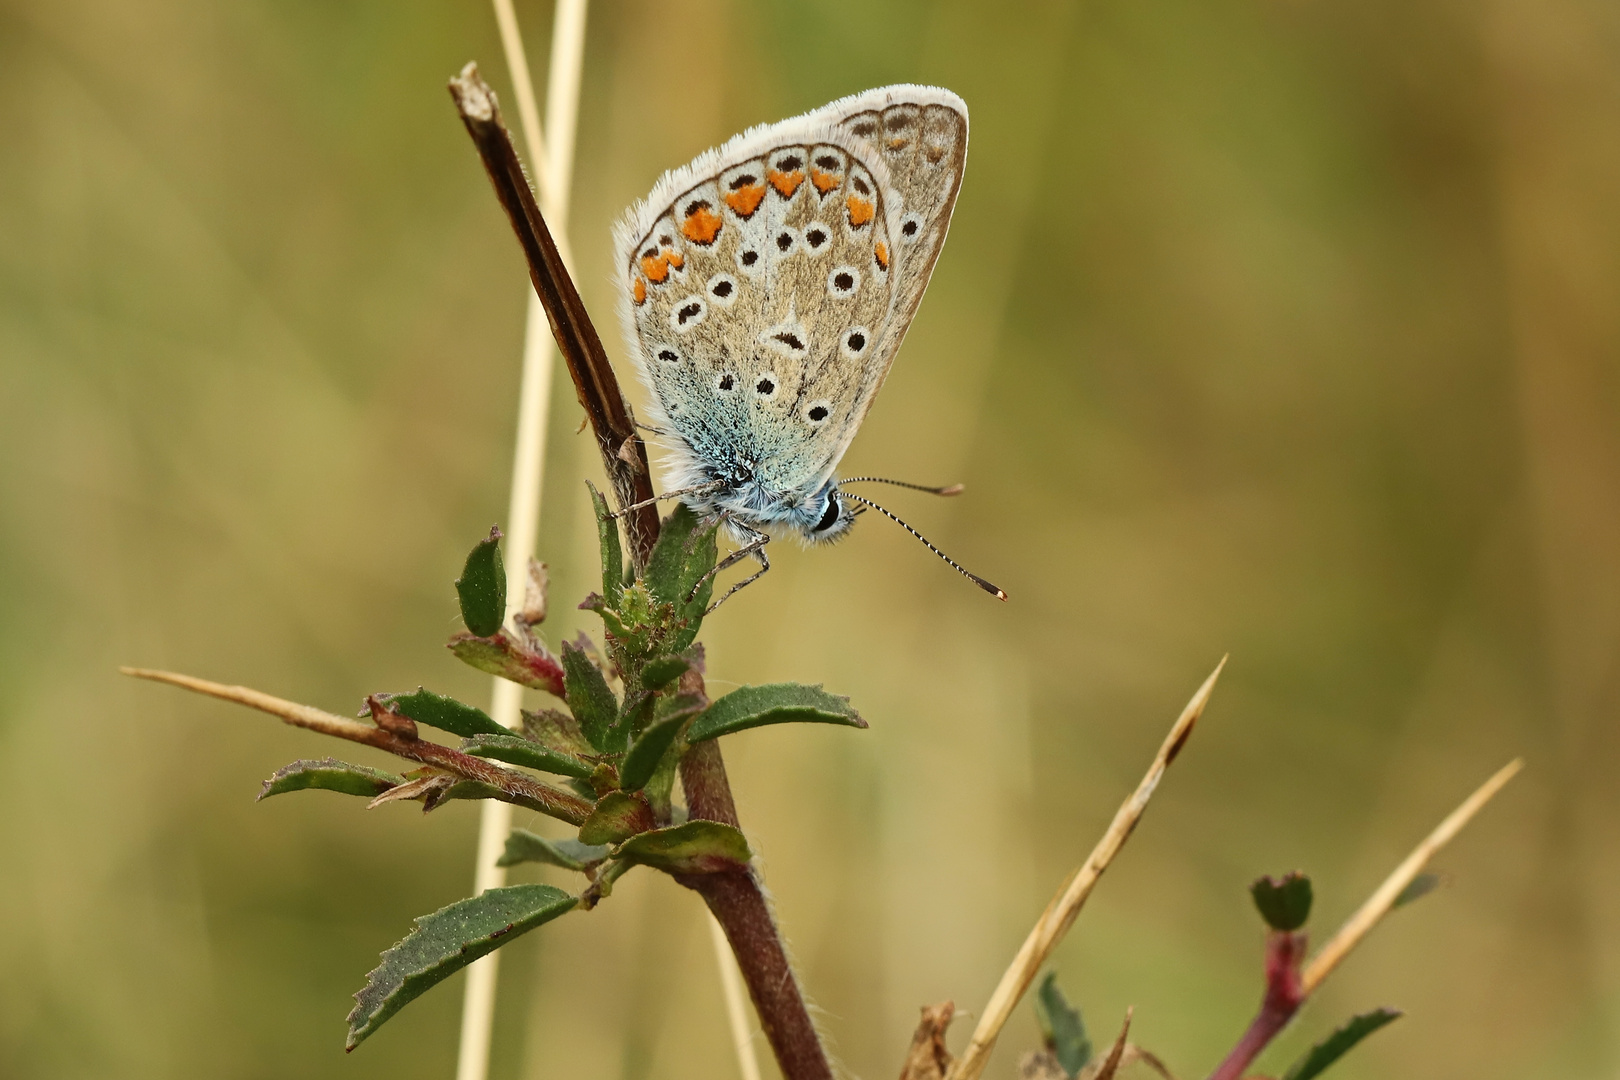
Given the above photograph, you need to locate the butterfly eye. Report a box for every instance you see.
[812,493,841,532]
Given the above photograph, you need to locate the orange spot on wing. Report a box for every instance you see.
[888,137,908,151]
[725,184,766,218]
[632,278,647,304]
[640,254,670,283]
[768,169,804,198]
[810,169,841,195]
[846,195,875,229]
[874,241,889,270]
[666,250,684,269]
[681,203,723,245]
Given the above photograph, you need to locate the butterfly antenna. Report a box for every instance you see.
[841,492,1007,600]
[842,476,965,497]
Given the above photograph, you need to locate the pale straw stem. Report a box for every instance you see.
[949,657,1227,1080]
[456,4,589,1080]
[1300,757,1523,993]
[710,911,764,1080]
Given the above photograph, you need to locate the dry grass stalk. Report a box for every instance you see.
[1301,757,1524,992]
[948,658,1228,1080]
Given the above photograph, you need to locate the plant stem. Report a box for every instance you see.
[449,79,832,1078]
[1205,931,1306,1080]
[448,65,660,567]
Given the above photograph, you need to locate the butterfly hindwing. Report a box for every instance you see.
[615,86,967,509]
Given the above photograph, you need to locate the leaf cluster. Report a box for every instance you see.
[254,494,866,1049]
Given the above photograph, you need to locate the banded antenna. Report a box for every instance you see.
[841,491,1006,600]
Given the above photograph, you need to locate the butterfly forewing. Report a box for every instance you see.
[615,86,967,516]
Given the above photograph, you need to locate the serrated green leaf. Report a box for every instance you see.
[562,643,622,753]
[1251,872,1313,931]
[386,688,509,739]
[643,503,717,651]
[587,483,624,608]
[1034,972,1092,1077]
[1281,1009,1402,1080]
[447,630,566,697]
[346,884,575,1050]
[258,758,403,801]
[640,654,690,691]
[687,683,865,743]
[521,707,594,757]
[578,791,655,845]
[615,820,751,874]
[1392,872,1441,909]
[460,734,594,779]
[456,527,506,638]
[496,828,609,870]
[619,697,703,792]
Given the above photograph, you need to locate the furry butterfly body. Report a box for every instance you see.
[615,85,969,598]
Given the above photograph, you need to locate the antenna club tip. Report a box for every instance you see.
[939,483,965,496]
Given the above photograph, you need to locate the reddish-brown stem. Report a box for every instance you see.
[447,63,660,568]
[1206,931,1307,1080]
[448,68,832,1080]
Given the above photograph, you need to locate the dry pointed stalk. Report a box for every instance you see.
[899,1002,957,1080]
[1089,1009,1133,1080]
[120,667,593,823]
[949,659,1227,1080]
[1302,758,1523,992]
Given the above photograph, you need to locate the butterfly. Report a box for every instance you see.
[613,85,1003,608]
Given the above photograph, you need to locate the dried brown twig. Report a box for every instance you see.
[120,667,593,823]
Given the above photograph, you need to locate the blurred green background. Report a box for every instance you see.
[3,0,1618,1077]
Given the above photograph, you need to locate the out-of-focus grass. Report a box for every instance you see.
[2,1,1617,1078]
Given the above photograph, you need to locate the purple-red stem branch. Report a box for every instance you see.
[1206,930,1308,1080]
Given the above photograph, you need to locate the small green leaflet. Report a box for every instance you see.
[1281,1009,1401,1080]
[258,758,403,801]
[687,683,865,743]
[1251,872,1313,932]
[455,527,506,638]
[497,828,609,871]
[385,688,510,739]
[615,820,750,874]
[460,733,594,778]
[562,644,622,753]
[1034,972,1092,1078]
[346,884,575,1050]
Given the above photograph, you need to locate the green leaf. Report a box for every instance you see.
[346,884,575,1050]
[447,630,566,697]
[1393,872,1441,909]
[386,688,509,739]
[578,791,655,845]
[687,683,865,743]
[618,696,703,792]
[1034,972,1092,1077]
[496,828,609,870]
[1281,1009,1402,1080]
[588,482,624,608]
[615,820,751,874]
[258,758,403,801]
[1251,872,1313,931]
[643,503,718,651]
[562,643,622,753]
[640,654,690,691]
[460,734,594,779]
[521,707,594,757]
[456,526,506,638]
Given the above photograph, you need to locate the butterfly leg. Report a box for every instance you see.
[690,523,771,613]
